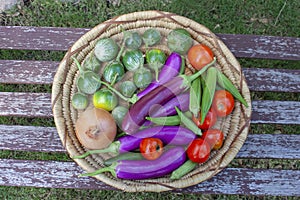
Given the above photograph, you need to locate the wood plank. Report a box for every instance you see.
[1,59,300,93]
[242,68,300,92]
[0,26,299,60]
[0,92,52,118]
[0,60,58,84]
[1,125,299,159]
[216,33,300,60]
[251,100,300,124]
[0,26,89,51]
[1,92,300,124]
[0,159,299,196]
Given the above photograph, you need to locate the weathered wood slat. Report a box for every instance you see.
[1,125,299,159]
[0,26,90,51]
[1,92,299,124]
[0,158,299,196]
[0,26,299,60]
[251,100,300,124]
[0,60,58,84]
[217,33,300,60]
[0,92,52,117]
[1,59,299,92]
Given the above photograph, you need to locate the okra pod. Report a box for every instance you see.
[216,69,248,107]
[200,67,217,124]
[189,78,201,117]
[170,159,197,180]
[104,152,144,166]
[175,107,202,136]
[146,111,192,126]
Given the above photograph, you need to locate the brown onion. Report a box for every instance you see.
[75,108,117,149]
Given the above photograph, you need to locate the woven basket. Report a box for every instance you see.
[51,10,252,192]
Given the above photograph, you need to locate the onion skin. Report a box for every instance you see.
[75,108,117,149]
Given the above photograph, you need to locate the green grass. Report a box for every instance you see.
[0,0,299,199]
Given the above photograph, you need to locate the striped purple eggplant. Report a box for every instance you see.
[80,146,187,180]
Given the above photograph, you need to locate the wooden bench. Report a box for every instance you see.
[0,26,299,196]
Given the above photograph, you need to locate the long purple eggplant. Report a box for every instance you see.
[137,52,182,99]
[149,92,190,118]
[72,126,196,159]
[79,146,186,180]
[122,57,216,134]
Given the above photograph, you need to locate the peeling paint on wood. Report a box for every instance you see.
[0,26,299,60]
[1,60,299,92]
[0,92,52,117]
[1,92,299,124]
[1,124,299,159]
[0,159,299,196]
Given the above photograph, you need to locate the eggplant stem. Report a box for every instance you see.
[72,56,85,75]
[79,162,117,178]
[99,79,138,104]
[72,141,121,159]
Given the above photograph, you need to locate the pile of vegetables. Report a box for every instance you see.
[72,27,248,180]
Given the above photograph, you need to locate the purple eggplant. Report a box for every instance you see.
[149,92,190,118]
[72,126,196,159]
[137,52,182,99]
[79,146,186,180]
[122,57,216,134]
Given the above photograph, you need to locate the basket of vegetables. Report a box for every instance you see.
[51,10,252,192]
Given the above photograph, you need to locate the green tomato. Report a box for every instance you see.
[94,38,119,62]
[133,67,153,89]
[125,32,142,50]
[112,106,129,128]
[93,88,118,111]
[167,28,193,55]
[119,81,137,98]
[122,50,144,71]
[71,92,88,110]
[142,29,161,46]
[103,62,125,84]
[76,71,101,95]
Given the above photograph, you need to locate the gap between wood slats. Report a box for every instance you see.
[0,158,299,196]
[0,124,299,159]
[0,26,299,60]
[0,92,299,124]
[1,60,299,92]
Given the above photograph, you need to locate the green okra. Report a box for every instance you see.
[146,112,192,126]
[175,107,202,136]
[189,77,201,117]
[170,159,197,180]
[200,67,217,124]
[216,69,248,107]
[104,152,144,166]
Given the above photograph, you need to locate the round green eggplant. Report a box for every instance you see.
[167,28,193,55]
[122,50,144,71]
[94,38,119,62]
[103,62,125,84]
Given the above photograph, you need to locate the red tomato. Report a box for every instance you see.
[187,44,214,70]
[192,108,217,130]
[212,90,235,117]
[202,129,224,150]
[139,138,163,160]
[187,138,211,163]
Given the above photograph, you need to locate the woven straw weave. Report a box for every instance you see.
[51,10,252,192]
